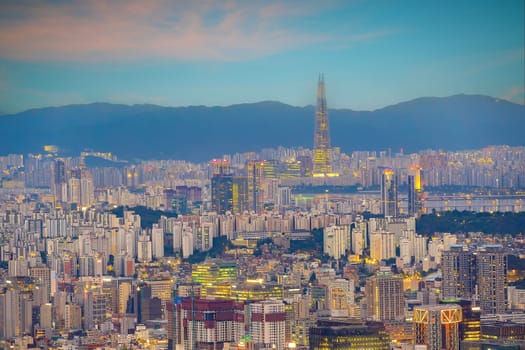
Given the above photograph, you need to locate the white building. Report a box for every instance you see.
[250,300,286,350]
[324,225,349,259]
[370,230,396,261]
[137,235,152,263]
[151,224,164,259]
[328,278,354,317]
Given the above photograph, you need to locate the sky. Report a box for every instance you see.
[0,0,523,114]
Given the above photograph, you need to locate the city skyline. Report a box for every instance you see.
[0,2,524,347]
[0,0,523,114]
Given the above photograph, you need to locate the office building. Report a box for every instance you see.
[440,299,481,342]
[407,165,423,216]
[247,160,265,213]
[211,174,234,214]
[232,176,250,214]
[482,321,525,340]
[309,319,390,350]
[413,304,462,350]
[381,168,398,217]
[137,284,162,323]
[211,174,250,214]
[192,260,237,298]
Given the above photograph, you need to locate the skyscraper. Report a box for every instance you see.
[441,246,476,300]
[413,304,462,350]
[408,165,423,216]
[211,174,234,214]
[477,245,507,314]
[312,75,337,177]
[380,168,398,217]
[247,160,264,213]
[211,173,250,214]
[440,299,481,342]
[53,158,66,201]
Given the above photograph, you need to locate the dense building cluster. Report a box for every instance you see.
[0,80,524,350]
[1,150,524,350]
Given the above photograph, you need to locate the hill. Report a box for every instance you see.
[0,95,523,161]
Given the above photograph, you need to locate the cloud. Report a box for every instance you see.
[462,48,524,76]
[0,0,339,62]
[501,86,525,105]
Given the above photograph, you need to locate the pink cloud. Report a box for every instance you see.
[0,0,331,62]
[501,86,525,105]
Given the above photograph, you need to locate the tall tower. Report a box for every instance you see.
[247,160,265,213]
[408,165,423,216]
[313,75,336,177]
[381,168,398,217]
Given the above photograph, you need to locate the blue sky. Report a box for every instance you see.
[0,0,523,114]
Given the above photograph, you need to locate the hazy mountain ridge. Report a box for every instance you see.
[1,95,523,161]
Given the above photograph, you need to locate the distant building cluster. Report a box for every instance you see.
[0,79,525,350]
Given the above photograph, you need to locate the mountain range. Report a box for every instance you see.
[1,94,523,162]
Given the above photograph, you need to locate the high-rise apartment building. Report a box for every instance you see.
[180,298,245,350]
[477,245,507,314]
[369,230,396,261]
[151,224,164,259]
[323,225,349,259]
[441,246,476,300]
[29,265,51,304]
[64,303,82,329]
[365,271,404,322]
[250,300,286,350]
[441,245,507,315]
